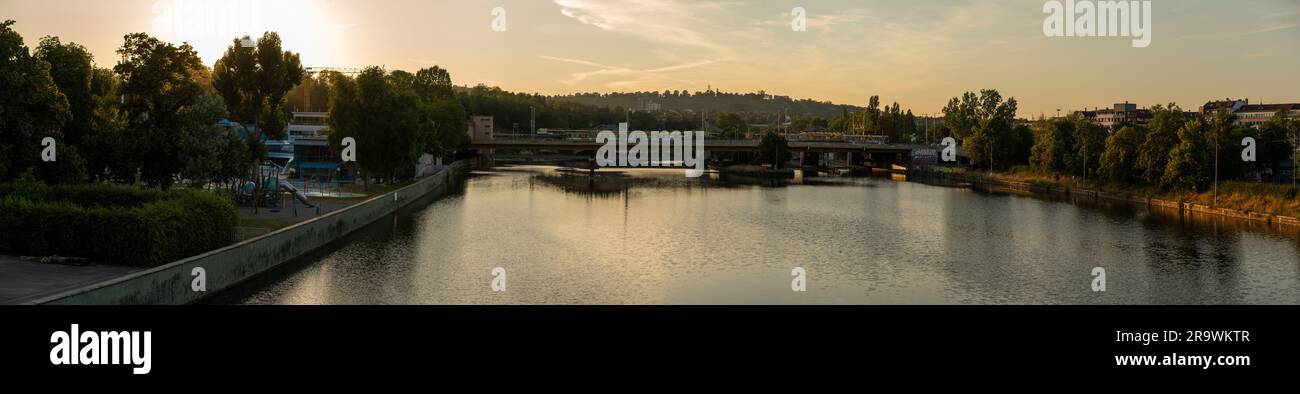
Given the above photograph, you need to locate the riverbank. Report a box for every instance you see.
[27,162,468,305]
[914,167,1300,227]
[217,164,1300,305]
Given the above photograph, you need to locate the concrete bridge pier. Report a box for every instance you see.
[474,148,495,169]
[848,152,865,167]
[800,151,821,168]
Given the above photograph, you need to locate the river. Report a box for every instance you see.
[210,165,1300,304]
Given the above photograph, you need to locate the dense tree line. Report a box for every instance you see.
[551,89,855,119]
[462,85,923,144]
[327,66,469,190]
[1,20,472,194]
[1,20,246,189]
[940,90,1300,193]
[943,90,1033,171]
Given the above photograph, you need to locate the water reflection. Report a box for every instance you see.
[212,165,1300,305]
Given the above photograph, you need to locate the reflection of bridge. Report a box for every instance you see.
[470,138,927,171]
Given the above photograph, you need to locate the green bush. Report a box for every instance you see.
[0,185,237,266]
[0,183,167,207]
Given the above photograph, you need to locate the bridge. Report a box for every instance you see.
[470,137,933,171]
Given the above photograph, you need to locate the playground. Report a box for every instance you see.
[232,161,413,239]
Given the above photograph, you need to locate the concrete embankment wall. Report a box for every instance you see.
[914,168,1300,227]
[29,161,468,305]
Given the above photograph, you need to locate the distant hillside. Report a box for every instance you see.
[549,90,862,118]
[453,84,867,132]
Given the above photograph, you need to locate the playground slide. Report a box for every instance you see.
[279,181,316,208]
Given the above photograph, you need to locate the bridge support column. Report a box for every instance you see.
[848,152,865,167]
[476,148,495,169]
[800,151,820,168]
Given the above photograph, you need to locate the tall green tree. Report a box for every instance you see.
[864,95,880,134]
[1163,118,1213,192]
[211,32,304,166]
[946,90,1018,170]
[411,67,467,157]
[1098,126,1146,184]
[1206,109,1255,182]
[178,92,237,188]
[33,37,92,147]
[35,36,126,183]
[328,67,424,190]
[1067,116,1107,180]
[113,32,210,188]
[757,131,791,169]
[1030,117,1074,174]
[0,20,71,182]
[942,91,979,139]
[1257,110,1295,174]
[1135,104,1184,185]
[715,112,749,139]
[903,110,917,142]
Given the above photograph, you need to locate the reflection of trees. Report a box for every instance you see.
[1137,211,1244,304]
[531,171,649,199]
[718,173,790,188]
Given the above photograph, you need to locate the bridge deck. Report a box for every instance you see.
[471,139,920,153]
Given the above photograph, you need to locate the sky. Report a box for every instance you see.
[2,0,1298,118]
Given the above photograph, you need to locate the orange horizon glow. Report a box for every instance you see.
[2,0,1297,118]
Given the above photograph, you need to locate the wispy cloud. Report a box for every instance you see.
[1177,23,1299,40]
[539,55,716,86]
[552,0,731,54]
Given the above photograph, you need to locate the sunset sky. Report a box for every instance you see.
[3,0,1298,117]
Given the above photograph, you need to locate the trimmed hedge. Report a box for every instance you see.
[0,185,237,267]
[0,183,167,208]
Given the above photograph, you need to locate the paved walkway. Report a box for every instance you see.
[4,197,361,304]
[0,255,142,304]
[237,200,351,221]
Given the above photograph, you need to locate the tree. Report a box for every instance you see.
[411,66,455,102]
[864,96,880,134]
[715,112,749,139]
[212,32,304,168]
[34,37,92,147]
[1163,118,1212,192]
[1257,110,1295,176]
[35,36,126,184]
[1136,104,1183,185]
[903,110,917,142]
[0,20,71,182]
[757,131,791,169]
[411,67,467,158]
[1209,109,1251,184]
[1030,117,1074,174]
[424,97,468,157]
[1001,123,1035,168]
[1067,116,1107,180]
[942,92,978,139]
[178,92,235,188]
[1098,126,1146,184]
[946,90,1018,170]
[328,67,424,190]
[114,32,209,189]
[79,68,126,182]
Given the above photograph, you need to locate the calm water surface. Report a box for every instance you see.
[212,165,1300,305]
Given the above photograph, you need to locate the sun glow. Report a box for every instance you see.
[148,0,348,68]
